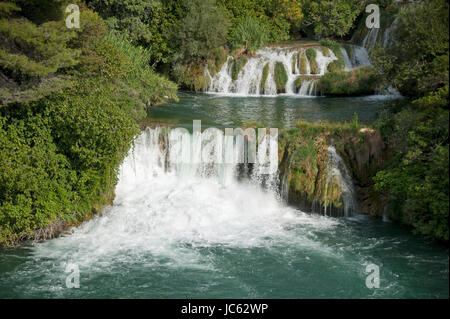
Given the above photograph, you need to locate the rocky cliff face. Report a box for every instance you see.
[278,123,385,217]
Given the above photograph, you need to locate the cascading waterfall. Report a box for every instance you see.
[121,128,357,218]
[361,27,380,51]
[359,16,399,52]
[120,126,280,191]
[206,46,336,97]
[324,145,357,217]
[340,45,372,71]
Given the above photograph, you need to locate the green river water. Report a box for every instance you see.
[0,93,448,298]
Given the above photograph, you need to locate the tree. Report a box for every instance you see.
[370,0,449,98]
[371,0,449,242]
[0,1,79,106]
[174,0,230,63]
[228,16,268,54]
[301,0,361,38]
[87,0,176,65]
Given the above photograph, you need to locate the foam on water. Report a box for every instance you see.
[30,128,340,271]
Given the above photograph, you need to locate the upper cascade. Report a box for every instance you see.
[205,44,374,97]
[205,46,337,97]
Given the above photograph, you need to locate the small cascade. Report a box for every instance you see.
[297,79,319,96]
[362,27,380,51]
[206,46,336,97]
[324,145,357,217]
[280,162,291,203]
[356,16,399,52]
[341,45,372,71]
[383,17,399,48]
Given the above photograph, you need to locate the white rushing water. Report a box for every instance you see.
[340,45,372,71]
[324,145,357,217]
[207,46,336,97]
[31,127,341,271]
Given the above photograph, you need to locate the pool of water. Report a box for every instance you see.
[0,93,447,299]
[146,92,393,128]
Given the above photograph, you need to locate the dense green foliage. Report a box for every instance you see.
[301,0,363,38]
[370,0,449,241]
[86,0,176,66]
[318,66,378,96]
[228,16,268,55]
[0,1,177,246]
[371,0,449,98]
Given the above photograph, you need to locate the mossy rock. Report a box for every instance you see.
[274,61,288,93]
[173,64,210,92]
[231,56,248,81]
[320,40,345,72]
[327,59,345,73]
[294,76,302,91]
[298,50,308,74]
[320,47,330,57]
[306,48,319,74]
[207,46,229,76]
[260,62,270,94]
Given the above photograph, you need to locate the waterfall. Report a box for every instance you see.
[359,16,399,52]
[341,45,372,71]
[362,27,380,51]
[324,146,357,217]
[206,46,336,97]
[119,126,279,194]
[383,17,399,48]
[122,127,357,218]
[298,79,319,96]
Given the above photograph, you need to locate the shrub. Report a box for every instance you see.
[320,39,345,72]
[318,66,378,96]
[229,16,269,54]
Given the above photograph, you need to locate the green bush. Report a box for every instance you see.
[318,66,378,96]
[0,3,177,247]
[320,39,345,72]
[229,16,268,54]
